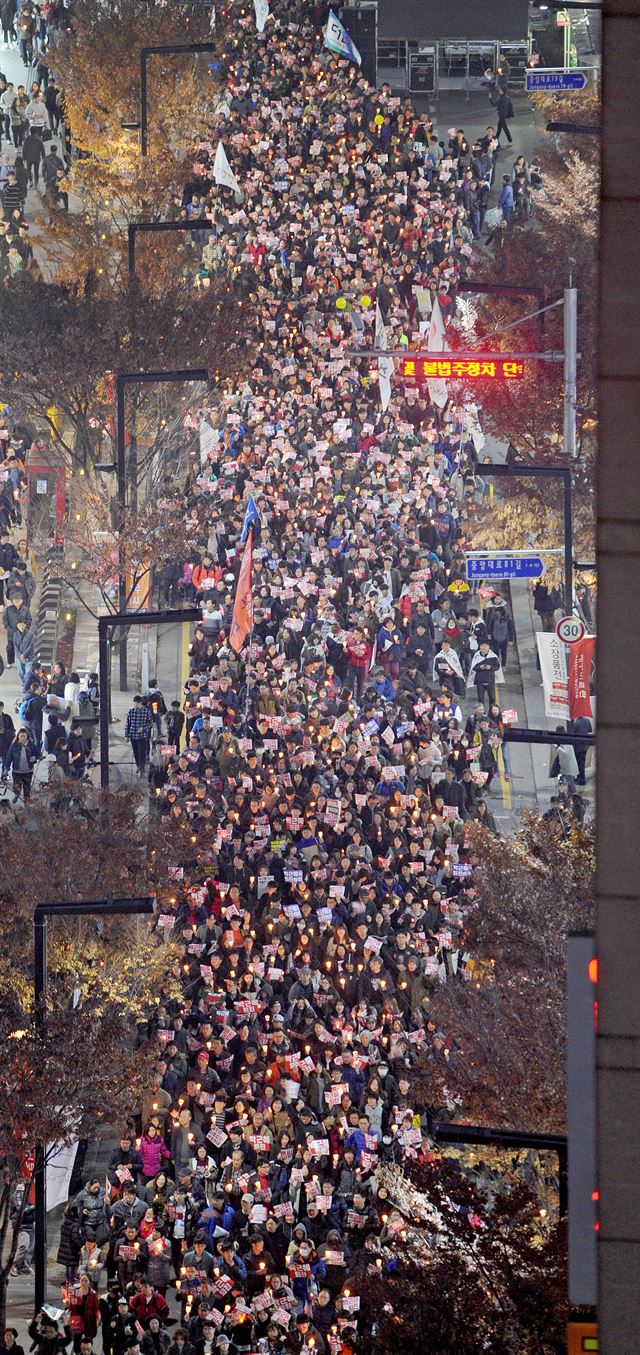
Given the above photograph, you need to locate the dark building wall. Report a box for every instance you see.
[340,6,378,87]
[597,1,640,1350]
[378,0,529,41]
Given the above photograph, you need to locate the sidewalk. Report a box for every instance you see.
[4,1131,115,1344]
[0,40,82,279]
[510,580,596,810]
[68,589,152,789]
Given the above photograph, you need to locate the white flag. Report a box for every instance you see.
[213,141,241,197]
[375,302,393,413]
[324,9,361,65]
[427,297,449,409]
[253,0,269,33]
[536,632,570,721]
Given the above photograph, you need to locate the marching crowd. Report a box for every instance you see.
[29,3,525,1352]
[2,0,573,1352]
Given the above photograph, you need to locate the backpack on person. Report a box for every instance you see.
[17,693,37,722]
[491,615,509,644]
[77,692,97,723]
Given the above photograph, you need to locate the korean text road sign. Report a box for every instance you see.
[526,70,586,92]
[467,555,544,581]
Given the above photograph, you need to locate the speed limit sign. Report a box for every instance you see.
[555,615,585,645]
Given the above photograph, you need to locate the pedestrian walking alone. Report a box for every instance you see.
[495,91,514,146]
[22,127,45,186]
[5,726,38,798]
[125,695,153,775]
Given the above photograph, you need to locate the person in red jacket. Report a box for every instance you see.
[129,1280,170,1329]
[67,1274,101,1351]
[191,556,220,598]
[345,628,372,704]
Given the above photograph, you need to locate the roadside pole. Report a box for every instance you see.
[564,286,578,460]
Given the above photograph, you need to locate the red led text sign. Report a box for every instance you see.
[402,358,525,381]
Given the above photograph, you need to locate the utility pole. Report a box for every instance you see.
[98,608,199,788]
[564,284,578,459]
[356,290,579,604]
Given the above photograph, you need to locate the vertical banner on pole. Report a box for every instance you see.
[536,632,570,722]
[568,635,595,719]
[427,298,449,409]
[375,302,393,412]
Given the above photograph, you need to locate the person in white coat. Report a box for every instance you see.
[467,642,504,706]
[549,726,579,791]
[432,639,465,696]
[63,671,82,721]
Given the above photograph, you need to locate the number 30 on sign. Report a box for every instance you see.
[555,616,585,645]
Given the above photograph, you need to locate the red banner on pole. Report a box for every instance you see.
[229,529,253,654]
[569,635,595,719]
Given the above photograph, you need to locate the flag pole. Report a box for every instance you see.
[243,527,254,734]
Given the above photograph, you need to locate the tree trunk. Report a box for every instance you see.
[0,1271,8,1337]
[71,414,92,472]
[119,628,128,692]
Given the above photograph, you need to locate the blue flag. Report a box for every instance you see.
[240,495,260,543]
[324,10,361,66]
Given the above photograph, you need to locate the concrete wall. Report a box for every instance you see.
[597,2,640,1349]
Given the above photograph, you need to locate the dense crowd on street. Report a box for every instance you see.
[28,4,521,1351]
[0,1,587,1353]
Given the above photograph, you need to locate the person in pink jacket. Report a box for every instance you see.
[139,1126,171,1182]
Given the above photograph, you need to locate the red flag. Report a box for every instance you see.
[569,635,595,719]
[229,529,253,654]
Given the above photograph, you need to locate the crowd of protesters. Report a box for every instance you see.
[23,5,528,1353]
[0,1,586,1353]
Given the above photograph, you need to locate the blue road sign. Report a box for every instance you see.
[467,555,544,581]
[526,70,587,92]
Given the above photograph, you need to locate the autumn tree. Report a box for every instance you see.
[0,779,233,1018]
[456,87,599,465]
[0,785,186,1013]
[0,1008,158,1329]
[49,479,195,615]
[0,278,123,469]
[350,1156,567,1355]
[42,0,226,286]
[415,814,595,1134]
[461,473,595,592]
[0,775,228,1326]
[0,271,243,470]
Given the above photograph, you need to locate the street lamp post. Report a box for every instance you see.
[33,896,156,1311]
[127,220,200,276]
[114,368,209,690]
[481,463,574,613]
[139,43,217,155]
[98,607,200,788]
[430,1122,569,1215]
